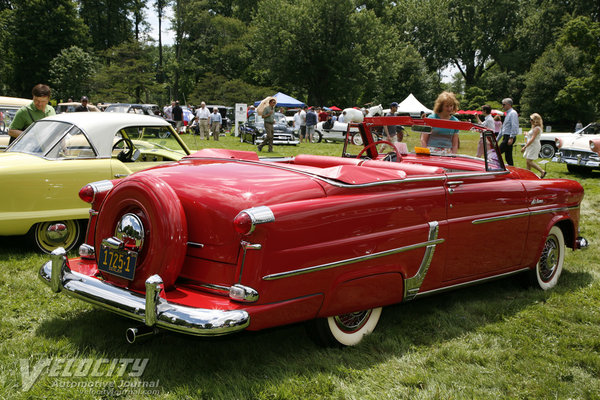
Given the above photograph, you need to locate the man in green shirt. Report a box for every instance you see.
[258,97,276,152]
[8,84,56,144]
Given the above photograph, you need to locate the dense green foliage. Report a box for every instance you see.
[0,0,598,127]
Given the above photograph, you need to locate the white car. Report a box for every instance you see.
[539,123,600,158]
[552,122,600,173]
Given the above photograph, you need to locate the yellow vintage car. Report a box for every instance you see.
[0,112,191,252]
[0,96,31,149]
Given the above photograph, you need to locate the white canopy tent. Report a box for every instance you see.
[397,93,432,116]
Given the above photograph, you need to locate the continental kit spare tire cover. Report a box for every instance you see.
[94,174,188,291]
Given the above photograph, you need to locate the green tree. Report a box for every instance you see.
[78,0,136,52]
[400,0,520,88]
[10,0,90,97]
[521,17,600,126]
[49,46,98,101]
[0,8,14,94]
[93,41,165,103]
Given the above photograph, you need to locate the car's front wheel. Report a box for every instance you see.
[31,220,83,254]
[306,307,382,347]
[567,164,593,174]
[530,226,564,290]
[539,142,556,158]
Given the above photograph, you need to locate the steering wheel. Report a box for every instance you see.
[112,137,135,162]
[356,140,400,162]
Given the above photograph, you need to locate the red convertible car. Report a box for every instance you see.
[40,116,587,347]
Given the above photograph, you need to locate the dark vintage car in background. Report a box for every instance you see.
[239,112,298,145]
[41,116,587,347]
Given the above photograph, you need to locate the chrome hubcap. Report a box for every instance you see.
[115,213,145,249]
[46,223,68,244]
[334,310,372,333]
[539,235,559,282]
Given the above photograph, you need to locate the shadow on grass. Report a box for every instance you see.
[34,269,593,397]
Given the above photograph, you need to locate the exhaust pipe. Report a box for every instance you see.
[126,325,159,344]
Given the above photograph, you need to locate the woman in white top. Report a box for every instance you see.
[521,113,546,178]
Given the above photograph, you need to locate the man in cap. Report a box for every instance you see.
[75,96,91,112]
[383,102,403,142]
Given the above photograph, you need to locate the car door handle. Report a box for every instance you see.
[446,181,463,193]
[114,174,128,178]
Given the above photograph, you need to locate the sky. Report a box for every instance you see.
[146,5,175,46]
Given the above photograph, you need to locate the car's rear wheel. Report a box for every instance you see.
[306,307,382,347]
[31,220,83,254]
[539,142,556,158]
[94,175,188,290]
[312,130,322,143]
[530,226,564,290]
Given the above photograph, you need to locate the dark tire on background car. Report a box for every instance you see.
[31,220,83,254]
[529,226,564,290]
[306,307,382,347]
[539,143,556,158]
[567,164,592,174]
[312,130,322,143]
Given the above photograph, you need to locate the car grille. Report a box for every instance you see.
[560,149,594,161]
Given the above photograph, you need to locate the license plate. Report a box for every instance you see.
[98,245,137,280]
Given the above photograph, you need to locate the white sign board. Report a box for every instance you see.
[235,103,247,137]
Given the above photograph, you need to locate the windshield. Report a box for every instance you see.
[8,120,95,158]
[342,117,505,173]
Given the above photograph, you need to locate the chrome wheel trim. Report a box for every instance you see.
[539,143,555,158]
[35,220,80,253]
[334,310,372,333]
[539,234,559,283]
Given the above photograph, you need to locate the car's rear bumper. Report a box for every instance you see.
[39,248,250,337]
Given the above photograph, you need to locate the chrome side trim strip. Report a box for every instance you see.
[403,221,440,301]
[414,268,530,299]
[262,232,444,281]
[472,205,579,225]
[40,248,249,337]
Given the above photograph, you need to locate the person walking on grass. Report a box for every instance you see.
[521,113,546,178]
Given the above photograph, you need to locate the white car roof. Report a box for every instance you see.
[38,112,172,156]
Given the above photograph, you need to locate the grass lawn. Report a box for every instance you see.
[1,130,599,399]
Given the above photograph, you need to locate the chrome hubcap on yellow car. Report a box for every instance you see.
[34,220,80,253]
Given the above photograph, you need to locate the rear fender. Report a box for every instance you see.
[318,272,404,317]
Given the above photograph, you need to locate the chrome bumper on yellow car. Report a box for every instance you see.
[39,248,250,337]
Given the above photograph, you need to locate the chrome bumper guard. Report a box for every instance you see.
[39,248,250,336]
[575,236,589,250]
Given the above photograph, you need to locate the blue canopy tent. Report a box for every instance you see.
[254,92,306,108]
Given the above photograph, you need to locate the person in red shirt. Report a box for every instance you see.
[318,108,328,122]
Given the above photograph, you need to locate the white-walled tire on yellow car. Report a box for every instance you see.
[531,226,565,290]
[306,307,382,347]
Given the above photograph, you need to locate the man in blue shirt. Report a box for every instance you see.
[498,98,519,166]
[209,107,222,141]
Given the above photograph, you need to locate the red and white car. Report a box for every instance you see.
[40,116,588,346]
